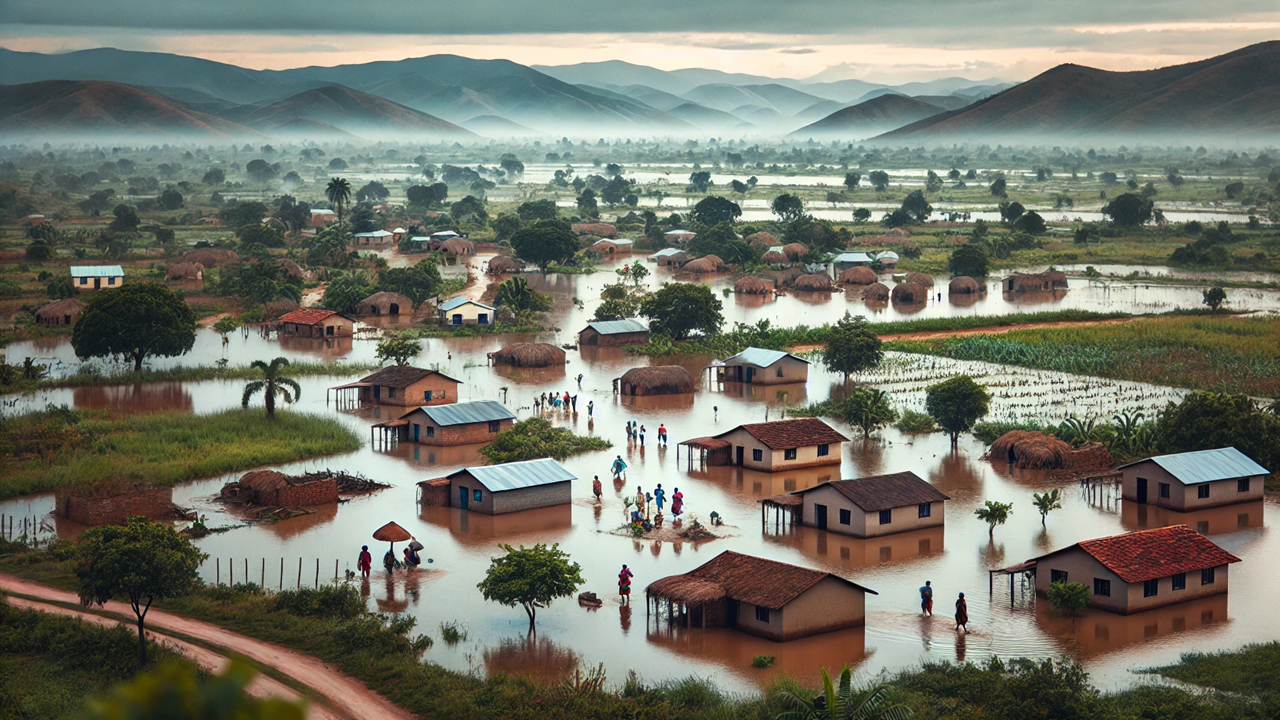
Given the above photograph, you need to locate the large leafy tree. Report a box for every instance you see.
[868,170,890,192]
[241,357,301,417]
[1101,192,1154,227]
[376,258,442,306]
[689,196,742,227]
[948,245,989,278]
[510,220,579,270]
[823,313,883,381]
[688,222,756,265]
[516,199,558,221]
[974,500,1013,537]
[639,283,723,340]
[450,195,488,222]
[406,183,449,209]
[836,388,897,438]
[1152,392,1279,472]
[77,517,207,664]
[219,201,269,230]
[771,193,805,222]
[376,334,422,366]
[899,190,932,223]
[494,276,550,314]
[320,274,372,313]
[325,177,352,222]
[925,375,991,445]
[477,543,584,629]
[72,283,197,371]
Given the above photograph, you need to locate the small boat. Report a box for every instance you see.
[578,591,603,608]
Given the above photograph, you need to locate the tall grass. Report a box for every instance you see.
[0,408,361,499]
[2,361,378,394]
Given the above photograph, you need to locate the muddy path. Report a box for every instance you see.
[0,573,414,720]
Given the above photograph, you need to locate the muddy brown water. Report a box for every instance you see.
[3,258,1279,693]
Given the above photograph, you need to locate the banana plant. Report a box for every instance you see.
[776,666,914,720]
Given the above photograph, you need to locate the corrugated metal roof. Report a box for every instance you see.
[451,458,576,492]
[876,251,900,260]
[665,229,695,235]
[1118,447,1268,484]
[439,297,494,312]
[651,248,684,257]
[410,400,515,427]
[69,265,124,277]
[586,319,649,335]
[311,208,334,215]
[430,230,460,238]
[354,230,393,237]
[613,238,635,246]
[723,346,809,368]
[834,252,875,264]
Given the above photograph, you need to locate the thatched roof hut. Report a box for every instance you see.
[948,276,982,294]
[682,257,721,274]
[356,291,413,315]
[278,258,304,278]
[646,576,727,604]
[734,276,773,294]
[35,298,85,327]
[988,431,1073,469]
[862,282,890,301]
[762,250,789,265]
[571,222,617,238]
[1002,271,1068,293]
[904,271,934,288]
[794,273,834,291]
[701,254,724,267]
[781,242,808,260]
[838,266,878,285]
[619,365,696,396]
[440,237,476,256]
[183,248,238,266]
[891,282,927,303]
[165,261,204,281]
[490,342,566,367]
[487,256,523,275]
[745,231,777,248]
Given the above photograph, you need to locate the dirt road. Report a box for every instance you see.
[0,574,414,720]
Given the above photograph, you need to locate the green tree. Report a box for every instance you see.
[72,283,197,372]
[868,171,890,192]
[492,213,523,241]
[628,262,649,286]
[639,283,723,340]
[81,661,306,720]
[1014,211,1047,234]
[108,204,140,235]
[999,201,1026,223]
[1202,286,1227,311]
[843,172,862,190]
[477,543,584,629]
[973,500,1012,537]
[202,168,226,185]
[77,517,206,664]
[325,177,352,222]
[1032,488,1062,526]
[575,188,599,217]
[406,183,448,209]
[376,259,442,306]
[450,195,488,222]
[688,222,756,265]
[687,171,712,193]
[1101,193,1154,227]
[1152,392,1280,473]
[158,188,184,210]
[376,334,422,366]
[356,181,390,203]
[25,238,54,261]
[219,201,269,230]
[823,313,883,381]
[516,199,558,221]
[989,177,1007,198]
[948,245,989,278]
[689,196,742,227]
[925,375,991,445]
[771,193,805,222]
[320,274,372,313]
[236,223,285,249]
[510,220,579,270]
[212,315,239,341]
[1047,581,1090,616]
[837,388,897,438]
[899,190,932,223]
[775,666,912,720]
[494,276,550,313]
[240,357,301,417]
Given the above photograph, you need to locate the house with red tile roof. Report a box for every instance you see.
[791,471,949,538]
[1027,525,1240,614]
[278,308,355,338]
[646,550,877,641]
[711,418,847,472]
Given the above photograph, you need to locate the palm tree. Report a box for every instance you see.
[1032,489,1062,526]
[776,666,913,720]
[326,177,352,223]
[241,357,300,417]
[974,500,1013,538]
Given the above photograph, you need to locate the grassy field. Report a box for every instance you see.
[0,360,376,394]
[0,407,361,499]
[889,314,1280,397]
[1153,643,1280,712]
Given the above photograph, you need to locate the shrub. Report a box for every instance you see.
[897,410,937,433]
[751,654,776,668]
[274,583,365,620]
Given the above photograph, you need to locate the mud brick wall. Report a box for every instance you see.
[56,486,174,526]
[415,418,512,446]
[265,478,339,507]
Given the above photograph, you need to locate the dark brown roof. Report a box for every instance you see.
[716,418,847,450]
[357,365,460,388]
[1040,525,1241,584]
[655,550,875,609]
[797,471,949,512]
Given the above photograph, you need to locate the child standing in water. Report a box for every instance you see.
[654,484,666,511]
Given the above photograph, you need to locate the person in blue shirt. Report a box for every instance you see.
[920,580,934,616]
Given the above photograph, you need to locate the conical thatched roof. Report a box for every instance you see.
[781,242,808,260]
[356,291,413,314]
[490,342,566,367]
[989,431,1073,469]
[682,257,721,274]
[862,282,890,301]
[373,521,413,542]
[904,271,934,288]
[487,256,522,274]
[183,248,239,266]
[734,276,773,294]
[165,261,204,280]
[440,237,476,256]
[701,254,724,267]
[277,258,304,278]
[838,266,878,285]
[948,276,982,294]
[745,231,777,248]
[619,365,696,396]
[762,250,789,265]
[891,282,927,303]
[794,273,834,291]
[35,298,85,322]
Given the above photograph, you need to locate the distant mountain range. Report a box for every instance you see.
[791,94,961,139]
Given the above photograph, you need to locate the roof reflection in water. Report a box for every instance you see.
[645,624,868,686]
[1035,594,1230,659]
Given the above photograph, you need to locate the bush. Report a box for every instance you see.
[751,655,776,668]
[273,583,365,620]
[896,410,937,433]
[1047,581,1091,616]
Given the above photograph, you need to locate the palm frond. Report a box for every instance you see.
[241,380,265,407]
[279,378,302,401]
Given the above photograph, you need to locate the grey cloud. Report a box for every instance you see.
[779,48,817,54]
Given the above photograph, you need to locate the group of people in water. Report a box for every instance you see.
[624,420,667,446]
[356,540,424,578]
[919,580,969,633]
[534,390,581,414]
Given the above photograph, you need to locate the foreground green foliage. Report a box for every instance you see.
[479,417,612,463]
[0,407,360,499]
[80,660,308,720]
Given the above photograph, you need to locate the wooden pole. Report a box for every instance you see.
[261,558,265,588]
[279,558,284,590]
[335,559,339,580]
[315,558,319,588]
[216,558,220,586]
[297,557,302,588]
[230,558,234,585]
[244,558,248,585]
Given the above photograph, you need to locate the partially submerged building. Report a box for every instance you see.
[646,550,877,641]
[1119,447,1268,511]
[791,471,949,537]
[446,458,575,515]
[832,252,875,271]
[650,248,690,267]
[336,365,459,406]
[1027,525,1240,614]
[355,291,412,316]
[34,298,85,327]
[397,400,516,445]
[718,347,809,385]
[578,319,650,347]
[220,470,339,507]
[1002,271,1068,293]
[352,229,395,247]
[711,418,847,472]
[438,297,495,326]
[277,308,355,338]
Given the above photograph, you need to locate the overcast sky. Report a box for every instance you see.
[2,0,1279,81]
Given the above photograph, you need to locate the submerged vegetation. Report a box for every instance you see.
[479,417,612,463]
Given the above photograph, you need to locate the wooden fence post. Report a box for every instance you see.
[229,558,233,585]
[334,559,339,580]
[279,558,283,590]
[261,558,265,588]
[216,558,220,586]
[297,557,302,588]
[314,558,319,588]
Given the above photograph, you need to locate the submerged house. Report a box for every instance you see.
[446,458,575,515]
[1001,271,1068,293]
[1027,525,1240,614]
[398,400,515,445]
[832,252,875,271]
[712,418,847,472]
[277,308,355,337]
[309,209,335,227]
[719,347,809,385]
[650,248,690,267]
[340,365,459,406]
[438,297,495,326]
[646,550,877,641]
[792,472,949,537]
[70,265,124,291]
[35,298,85,327]
[1119,447,1267,511]
[578,318,650,347]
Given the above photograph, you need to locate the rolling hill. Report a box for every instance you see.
[877,41,1280,141]
[218,85,474,139]
[666,102,747,130]
[791,94,950,139]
